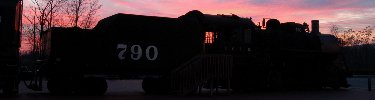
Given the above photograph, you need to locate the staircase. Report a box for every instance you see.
[170,54,233,95]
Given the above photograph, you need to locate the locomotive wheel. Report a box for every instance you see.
[47,79,73,95]
[2,81,19,96]
[75,77,108,95]
[142,77,159,94]
[142,77,170,94]
[328,79,341,90]
[330,85,340,90]
[2,89,18,96]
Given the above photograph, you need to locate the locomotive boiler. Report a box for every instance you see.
[31,10,349,95]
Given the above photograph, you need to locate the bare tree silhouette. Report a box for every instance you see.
[330,25,375,74]
[330,25,374,46]
[22,0,102,54]
[23,0,66,55]
[65,0,102,29]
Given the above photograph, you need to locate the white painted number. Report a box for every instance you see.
[130,45,142,60]
[146,46,158,61]
[117,44,159,61]
[117,44,127,60]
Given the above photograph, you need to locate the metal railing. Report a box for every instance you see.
[170,54,233,95]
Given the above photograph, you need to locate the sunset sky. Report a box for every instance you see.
[97,0,375,33]
[21,0,375,52]
[22,0,375,33]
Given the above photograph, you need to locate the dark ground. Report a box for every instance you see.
[0,78,374,100]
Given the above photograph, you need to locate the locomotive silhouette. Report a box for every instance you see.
[0,1,349,94]
[34,10,349,95]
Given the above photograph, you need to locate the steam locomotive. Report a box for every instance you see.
[0,0,349,94]
[31,10,349,95]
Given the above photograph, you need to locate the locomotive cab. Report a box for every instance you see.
[201,14,257,54]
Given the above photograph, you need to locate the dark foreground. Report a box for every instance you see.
[0,78,374,100]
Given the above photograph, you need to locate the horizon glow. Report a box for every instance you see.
[21,0,375,52]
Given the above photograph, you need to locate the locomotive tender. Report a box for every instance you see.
[34,10,349,95]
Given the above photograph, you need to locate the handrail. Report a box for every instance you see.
[171,55,203,73]
[170,54,233,95]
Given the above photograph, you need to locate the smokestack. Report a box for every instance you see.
[311,20,320,35]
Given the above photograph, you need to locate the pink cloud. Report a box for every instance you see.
[20,0,375,52]
[105,0,374,34]
[23,0,375,34]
